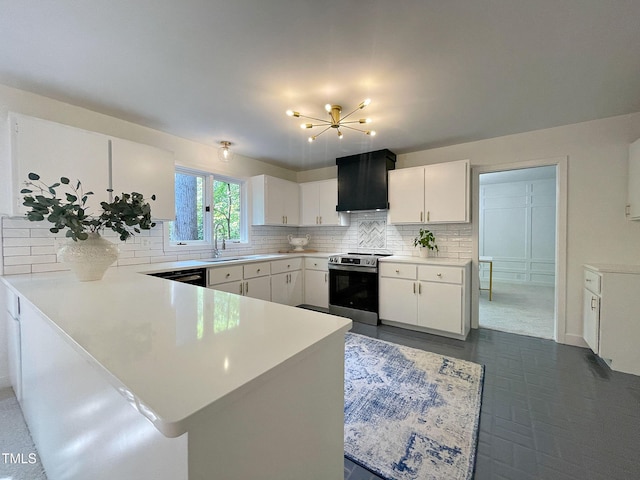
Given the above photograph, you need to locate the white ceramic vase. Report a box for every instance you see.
[419,246,436,258]
[58,232,119,281]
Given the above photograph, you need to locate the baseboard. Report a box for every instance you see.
[561,333,588,348]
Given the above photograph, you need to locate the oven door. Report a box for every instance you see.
[328,264,378,313]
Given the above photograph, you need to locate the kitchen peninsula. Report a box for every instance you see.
[2,265,352,480]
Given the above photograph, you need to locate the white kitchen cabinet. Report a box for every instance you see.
[251,174,299,226]
[304,257,329,308]
[3,284,21,399]
[11,113,110,215]
[379,260,471,339]
[110,137,175,221]
[582,265,640,375]
[627,137,640,220]
[207,262,271,301]
[299,179,350,226]
[271,258,303,306]
[387,159,470,224]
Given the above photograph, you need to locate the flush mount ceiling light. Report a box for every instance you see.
[218,141,234,162]
[286,99,376,143]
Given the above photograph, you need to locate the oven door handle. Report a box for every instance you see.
[328,264,376,273]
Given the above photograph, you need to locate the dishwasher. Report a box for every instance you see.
[148,268,207,287]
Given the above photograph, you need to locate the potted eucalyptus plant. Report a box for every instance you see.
[413,228,438,258]
[21,172,156,281]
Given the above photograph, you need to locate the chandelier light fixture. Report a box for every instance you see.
[286,99,376,143]
[218,141,234,162]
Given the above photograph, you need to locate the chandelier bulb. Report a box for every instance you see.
[308,136,315,143]
[286,110,299,117]
[325,104,332,112]
[366,130,376,137]
[337,130,343,139]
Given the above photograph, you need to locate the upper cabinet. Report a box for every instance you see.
[388,159,470,224]
[10,113,175,221]
[299,179,350,227]
[11,113,110,215]
[110,138,175,220]
[251,174,299,226]
[627,138,640,220]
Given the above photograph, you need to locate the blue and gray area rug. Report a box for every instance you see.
[344,333,484,480]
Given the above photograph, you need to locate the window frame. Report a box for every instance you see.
[163,167,248,252]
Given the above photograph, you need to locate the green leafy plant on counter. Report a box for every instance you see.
[21,172,156,241]
[413,228,438,252]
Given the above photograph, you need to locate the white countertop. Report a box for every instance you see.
[380,255,472,267]
[584,263,640,274]
[2,263,351,437]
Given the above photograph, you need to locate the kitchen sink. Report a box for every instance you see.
[202,257,242,263]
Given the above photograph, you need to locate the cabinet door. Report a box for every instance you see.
[424,159,469,223]
[282,179,300,225]
[318,179,344,226]
[379,277,418,325]
[300,182,320,226]
[628,138,640,219]
[271,271,302,306]
[582,288,600,353]
[12,114,110,215]
[209,280,243,295]
[387,167,425,224]
[245,276,271,301]
[304,269,328,308]
[110,137,175,221]
[417,281,463,334]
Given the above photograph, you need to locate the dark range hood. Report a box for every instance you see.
[336,149,396,212]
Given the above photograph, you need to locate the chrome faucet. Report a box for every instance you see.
[213,224,225,257]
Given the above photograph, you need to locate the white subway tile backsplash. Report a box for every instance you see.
[1,213,472,275]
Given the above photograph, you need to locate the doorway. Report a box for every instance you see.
[478,166,556,339]
[472,158,567,342]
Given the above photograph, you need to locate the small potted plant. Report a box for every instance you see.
[21,172,156,281]
[413,228,438,258]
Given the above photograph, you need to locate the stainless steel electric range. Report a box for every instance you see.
[328,253,390,325]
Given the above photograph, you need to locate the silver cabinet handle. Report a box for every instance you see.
[319,216,322,224]
[240,283,243,294]
[427,211,430,222]
[245,281,249,294]
[420,211,423,222]
[591,297,597,310]
[324,273,327,283]
[413,282,416,294]
[418,283,422,294]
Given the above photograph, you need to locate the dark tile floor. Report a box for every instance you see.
[344,323,640,480]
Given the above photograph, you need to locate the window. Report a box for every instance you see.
[167,168,246,248]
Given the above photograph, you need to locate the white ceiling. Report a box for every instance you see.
[1,1,639,171]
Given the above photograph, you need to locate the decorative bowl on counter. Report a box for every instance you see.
[288,234,310,251]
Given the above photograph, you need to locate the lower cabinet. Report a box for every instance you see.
[208,262,271,301]
[582,265,640,375]
[379,260,471,339]
[304,257,329,308]
[271,258,303,306]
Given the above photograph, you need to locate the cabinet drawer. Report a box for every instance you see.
[418,265,463,284]
[583,269,601,295]
[304,257,328,271]
[379,262,417,280]
[271,257,302,275]
[208,265,243,286]
[243,262,270,279]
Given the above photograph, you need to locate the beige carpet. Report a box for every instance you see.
[479,281,555,339]
[0,387,48,479]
